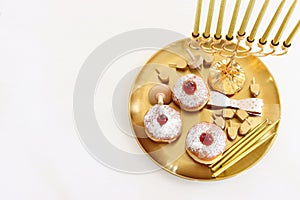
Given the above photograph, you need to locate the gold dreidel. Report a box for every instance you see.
[227,120,238,141]
[186,48,203,69]
[250,77,260,97]
[148,84,172,105]
[222,109,235,119]
[169,60,188,70]
[239,120,252,136]
[155,68,169,84]
[236,109,249,121]
[212,113,226,130]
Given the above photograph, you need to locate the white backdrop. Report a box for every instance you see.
[0,0,299,199]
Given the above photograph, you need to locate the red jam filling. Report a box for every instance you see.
[183,80,197,95]
[199,133,214,146]
[157,114,168,126]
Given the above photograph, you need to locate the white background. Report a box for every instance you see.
[0,0,300,199]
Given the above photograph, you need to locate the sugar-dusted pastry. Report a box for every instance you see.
[144,84,182,143]
[144,104,182,143]
[186,122,227,164]
[172,74,209,112]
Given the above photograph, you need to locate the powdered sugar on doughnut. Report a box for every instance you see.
[173,74,209,110]
[144,105,182,140]
[186,122,226,159]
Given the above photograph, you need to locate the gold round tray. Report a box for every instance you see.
[128,38,280,180]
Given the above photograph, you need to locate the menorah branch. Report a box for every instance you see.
[190,0,299,95]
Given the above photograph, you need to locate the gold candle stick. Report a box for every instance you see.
[272,0,298,46]
[193,0,203,37]
[209,119,267,169]
[211,120,269,171]
[226,119,279,164]
[248,0,270,42]
[211,119,279,172]
[212,119,280,176]
[215,0,226,39]
[212,132,276,178]
[259,0,286,44]
[284,20,300,47]
[238,0,256,36]
[226,0,242,40]
[203,0,215,38]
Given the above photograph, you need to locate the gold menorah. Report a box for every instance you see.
[190,0,299,95]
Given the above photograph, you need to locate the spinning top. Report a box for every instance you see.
[169,60,188,69]
[227,120,238,141]
[236,109,249,121]
[155,68,169,84]
[212,113,226,130]
[239,120,252,136]
[222,108,236,119]
[250,77,260,97]
[203,56,214,68]
[148,84,172,105]
[186,48,203,69]
[214,116,226,130]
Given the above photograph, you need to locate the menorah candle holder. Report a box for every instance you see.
[190,0,299,95]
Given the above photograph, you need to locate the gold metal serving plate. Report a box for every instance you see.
[128,38,280,180]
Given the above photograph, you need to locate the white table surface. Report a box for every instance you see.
[1,0,299,199]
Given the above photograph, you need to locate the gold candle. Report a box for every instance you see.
[248,0,270,42]
[215,0,226,39]
[212,133,276,178]
[203,0,215,38]
[238,0,256,36]
[193,0,203,37]
[226,0,242,40]
[259,0,286,44]
[272,0,298,45]
[212,119,279,177]
[210,119,268,172]
[284,20,300,47]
